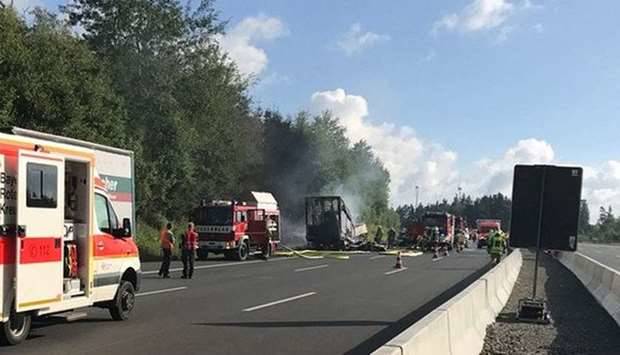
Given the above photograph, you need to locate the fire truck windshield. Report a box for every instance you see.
[424,216,445,226]
[205,206,233,225]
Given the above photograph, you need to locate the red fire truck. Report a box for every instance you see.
[193,192,280,261]
[476,219,501,248]
[423,212,455,249]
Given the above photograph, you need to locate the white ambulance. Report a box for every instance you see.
[0,128,140,345]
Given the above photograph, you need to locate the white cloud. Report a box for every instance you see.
[216,14,287,76]
[337,23,390,56]
[308,88,620,221]
[580,161,620,222]
[310,89,459,206]
[434,0,515,33]
[470,138,554,196]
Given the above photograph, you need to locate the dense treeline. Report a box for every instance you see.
[580,201,620,242]
[0,2,398,241]
[397,193,512,230]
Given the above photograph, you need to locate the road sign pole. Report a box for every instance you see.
[532,166,547,299]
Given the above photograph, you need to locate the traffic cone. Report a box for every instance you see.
[394,251,403,269]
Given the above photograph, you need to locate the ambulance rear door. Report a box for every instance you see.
[15,150,64,312]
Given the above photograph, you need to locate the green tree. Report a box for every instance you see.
[0,7,127,145]
[578,200,591,235]
[64,0,257,223]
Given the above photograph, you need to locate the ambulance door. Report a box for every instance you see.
[15,151,64,312]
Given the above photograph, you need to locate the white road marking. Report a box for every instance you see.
[385,267,407,275]
[432,257,444,262]
[137,287,187,297]
[616,255,620,258]
[294,264,329,272]
[243,292,317,312]
[143,258,289,275]
[370,255,387,260]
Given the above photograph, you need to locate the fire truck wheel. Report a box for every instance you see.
[109,281,136,321]
[0,302,31,346]
[236,241,249,261]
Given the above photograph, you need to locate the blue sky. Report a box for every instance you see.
[28,0,620,211]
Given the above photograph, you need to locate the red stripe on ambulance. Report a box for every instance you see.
[0,237,16,264]
[19,237,62,264]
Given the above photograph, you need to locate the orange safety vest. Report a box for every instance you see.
[160,229,173,250]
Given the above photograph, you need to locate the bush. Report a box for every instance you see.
[135,222,161,261]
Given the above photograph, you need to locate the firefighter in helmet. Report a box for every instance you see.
[487,228,506,264]
[455,229,466,253]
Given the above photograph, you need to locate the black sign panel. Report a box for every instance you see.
[509,165,583,251]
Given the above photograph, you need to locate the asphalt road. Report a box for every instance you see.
[7,249,490,355]
[578,243,620,271]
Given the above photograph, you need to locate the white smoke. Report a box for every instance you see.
[308,88,620,222]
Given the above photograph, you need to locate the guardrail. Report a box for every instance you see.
[373,249,523,355]
[556,251,620,326]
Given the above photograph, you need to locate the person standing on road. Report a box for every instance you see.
[487,229,506,264]
[455,229,466,253]
[387,228,396,249]
[181,222,198,279]
[159,223,174,278]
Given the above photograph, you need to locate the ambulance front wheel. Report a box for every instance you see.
[109,281,135,321]
[0,302,32,346]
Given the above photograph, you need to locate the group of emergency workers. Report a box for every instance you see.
[411,225,508,263]
[158,222,199,279]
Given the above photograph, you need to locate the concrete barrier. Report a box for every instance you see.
[557,251,620,326]
[373,249,523,355]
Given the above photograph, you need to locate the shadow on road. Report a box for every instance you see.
[195,320,393,328]
[543,253,620,354]
[31,317,113,330]
[345,261,493,355]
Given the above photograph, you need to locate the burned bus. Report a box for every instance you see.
[305,196,357,249]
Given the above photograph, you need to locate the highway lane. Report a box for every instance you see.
[6,249,491,355]
[578,243,620,271]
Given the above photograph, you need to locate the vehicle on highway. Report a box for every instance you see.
[193,191,280,261]
[305,196,358,249]
[0,128,139,345]
[401,222,425,248]
[423,211,455,250]
[476,219,502,248]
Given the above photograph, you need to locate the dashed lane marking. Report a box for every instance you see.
[294,264,329,272]
[385,268,408,275]
[137,287,188,297]
[243,292,317,312]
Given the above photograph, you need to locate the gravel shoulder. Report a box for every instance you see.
[481,249,620,355]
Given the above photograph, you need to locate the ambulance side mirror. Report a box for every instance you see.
[122,218,132,237]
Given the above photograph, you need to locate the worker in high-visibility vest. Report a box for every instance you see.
[487,228,506,264]
[181,223,198,279]
[159,222,174,278]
